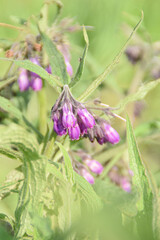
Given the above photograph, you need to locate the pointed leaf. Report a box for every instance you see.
[69,26,89,87]
[40,32,68,84]
[127,115,160,239]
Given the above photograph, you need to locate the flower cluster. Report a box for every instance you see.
[85,117,120,145]
[18,58,42,92]
[51,85,120,145]
[51,85,95,141]
[72,150,103,184]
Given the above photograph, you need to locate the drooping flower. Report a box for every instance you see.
[81,169,95,184]
[51,85,96,141]
[120,178,131,193]
[18,68,30,92]
[30,77,42,91]
[84,117,120,145]
[85,159,103,175]
[68,124,81,140]
[17,57,43,92]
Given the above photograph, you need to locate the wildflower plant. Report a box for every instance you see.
[0,2,160,240]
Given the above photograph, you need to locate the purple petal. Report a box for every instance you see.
[68,124,80,140]
[85,159,103,175]
[103,123,120,144]
[77,108,95,129]
[18,68,30,92]
[81,169,94,184]
[30,77,42,91]
[62,103,76,128]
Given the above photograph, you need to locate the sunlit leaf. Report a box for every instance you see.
[69,26,89,88]
[126,115,160,239]
[40,32,68,84]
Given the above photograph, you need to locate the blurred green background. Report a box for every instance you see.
[0,0,160,217]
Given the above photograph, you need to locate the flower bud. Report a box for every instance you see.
[30,57,40,78]
[65,60,73,76]
[62,103,76,128]
[68,124,80,140]
[81,169,94,184]
[125,45,143,64]
[85,159,103,175]
[18,68,30,92]
[53,113,67,136]
[103,123,120,144]
[30,77,42,91]
[77,108,95,129]
[120,178,131,192]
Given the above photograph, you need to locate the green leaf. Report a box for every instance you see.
[40,31,68,84]
[78,12,143,102]
[115,79,160,114]
[75,172,102,211]
[126,115,160,239]
[0,147,22,160]
[0,225,13,240]
[0,95,23,120]
[94,179,138,217]
[69,26,89,88]
[0,76,16,90]
[15,146,47,238]
[56,142,74,183]
[0,58,63,88]
[0,96,43,140]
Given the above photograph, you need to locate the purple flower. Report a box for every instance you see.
[102,123,120,144]
[62,103,77,128]
[81,169,95,184]
[30,77,42,91]
[68,123,80,140]
[85,159,103,175]
[46,65,52,74]
[65,60,73,76]
[30,57,40,78]
[77,108,95,129]
[121,178,131,192]
[53,113,67,136]
[18,68,30,92]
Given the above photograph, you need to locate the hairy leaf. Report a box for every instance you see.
[0,96,23,120]
[69,26,89,87]
[15,146,47,238]
[40,32,68,84]
[127,115,160,239]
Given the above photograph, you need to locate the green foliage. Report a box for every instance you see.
[69,26,89,88]
[127,115,160,239]
[0,2,160,240]
[40,32,69,84]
